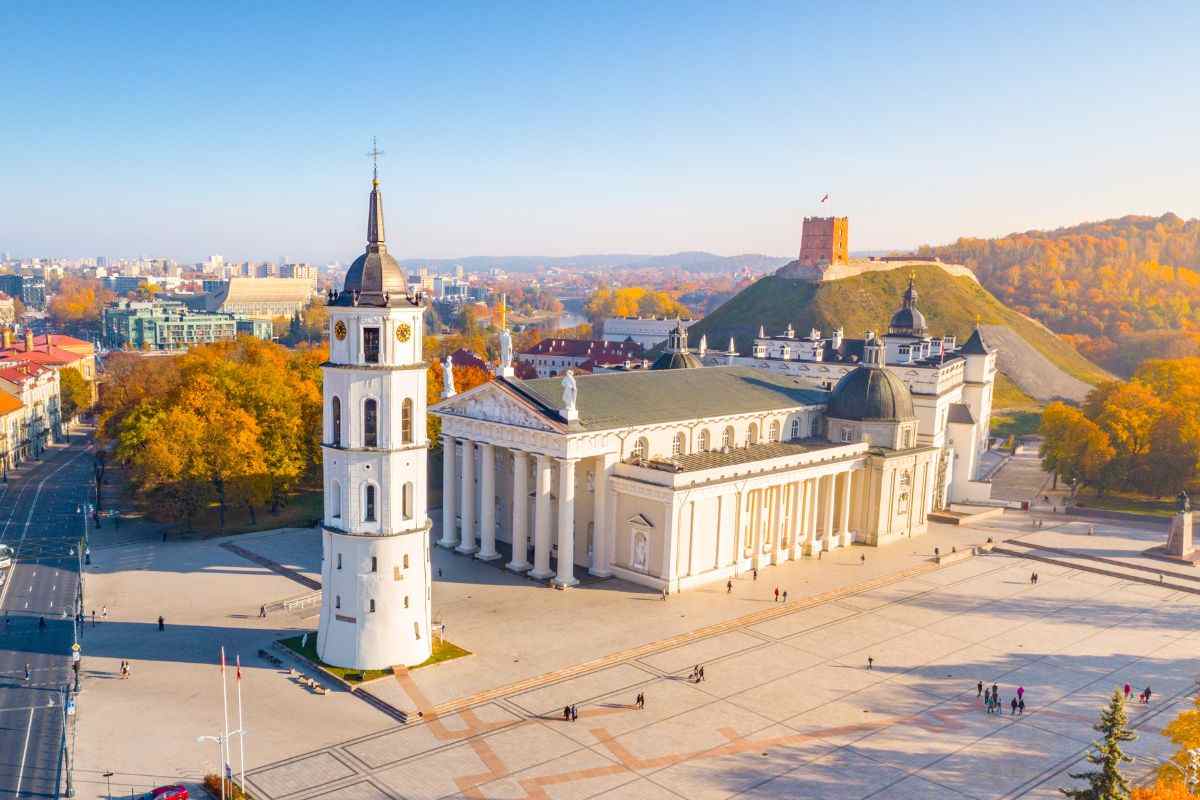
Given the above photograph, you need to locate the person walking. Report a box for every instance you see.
[101,605,108,622]
[773,587,780,602]
[782,590,788,603]
[91,610,96,626]
[726,580,732,594]
[860,554,866,565]
[1123,682,1131,701]
[1018,697,1025,715]
[157,615,165,631]
[571,704,578,722]
[977,681,983,699]
[24,663,30,682]
[699,666,705,682]
[992,683,999,699]
[867,656,874,671]
[637,692,645,710]
[563,705,571,721]
[1030,572,1036,585]
[752,568,758,581]
[1017,686,1025,701]
[259,605,267,619]
[1011,697,1018,715]
[1144,686,1153,704]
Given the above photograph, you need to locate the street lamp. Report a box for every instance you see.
[102,771,113,799]
[197,735,226,800]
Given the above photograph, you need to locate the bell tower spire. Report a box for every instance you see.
[366,138,386,249]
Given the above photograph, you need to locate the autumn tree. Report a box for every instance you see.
[1153,690,1200,792]
[58,367,91,420]
[584,288,691,329]
[48,277,115,327]
[426,359,492,446]
[1061,689,1136,800]
[1039,403,1115,490]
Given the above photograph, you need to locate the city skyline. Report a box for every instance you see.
[2,1,1198,263]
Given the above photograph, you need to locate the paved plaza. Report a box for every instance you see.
[69,510,1200,799]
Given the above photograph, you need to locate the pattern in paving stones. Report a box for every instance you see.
[248,551,1200,799]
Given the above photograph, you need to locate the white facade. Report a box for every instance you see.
[603,317,696,349]
[316,176,433,670]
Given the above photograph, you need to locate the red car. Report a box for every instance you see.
[142,786,188,800]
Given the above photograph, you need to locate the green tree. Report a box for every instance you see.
[1061,689,1137,800]
[58,367,91,420]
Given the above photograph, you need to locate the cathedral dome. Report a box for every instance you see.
[887,275,928,337]
[650,319,703,370]
[650,350,703,370]
[336,176,409,307]
[828,364,915,421]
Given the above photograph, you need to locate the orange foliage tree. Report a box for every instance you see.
[48,277,115,326]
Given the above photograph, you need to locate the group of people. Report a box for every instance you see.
[1029,572,1040,584]
[561,703,579,721]
[1123,682,1152,704]
[978,681,1026,715]
[688,664,706,683]
[119,659,132,679]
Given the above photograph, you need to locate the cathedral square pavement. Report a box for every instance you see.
[68,512,1198,799]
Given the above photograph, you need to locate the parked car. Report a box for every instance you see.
[140,786,188,800]
[0,544,13,570]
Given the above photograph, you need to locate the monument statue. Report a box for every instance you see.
[1178,490,1191,513]
[499,326,513,370]
[442,354,456,398]
[562,369,577,412]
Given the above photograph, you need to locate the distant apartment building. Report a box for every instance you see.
[280,262,319,281]
[602,316,697,349]
[102,299,272,351]
[0,274,47,310]
[101,275,147,295]
[517,338,643,378]
[205,277,314,319]
[0,293,14,326]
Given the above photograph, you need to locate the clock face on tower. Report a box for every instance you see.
[395,322,412,343]
[334,321,348,341]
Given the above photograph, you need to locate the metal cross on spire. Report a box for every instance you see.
[367,137,384,183]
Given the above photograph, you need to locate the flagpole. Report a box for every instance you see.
[237,654,245,793]
[220,646,230,800]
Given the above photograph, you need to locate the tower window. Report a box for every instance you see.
[364,484,376,522]
[337,553,342,570]
[402,482,413,520]
[371,556,377,572]
[401,398,413,444]
[363,327,380,363]
[369,599,376,613]
[363,399,378,447]
[335,595,341,609]
[404,596,409,609]
[414,622,421,640]
[403,553,410,569]
[331,396,342,446]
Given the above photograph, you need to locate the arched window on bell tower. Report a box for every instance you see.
[331,396,342,446]
[401,398,413,444]
[363,398,378,447]
[364,484,377,522]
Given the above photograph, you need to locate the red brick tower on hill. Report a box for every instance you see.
[798,217,849,266]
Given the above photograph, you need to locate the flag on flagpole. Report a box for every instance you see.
[236,655,241,682]
[820,193,830,204]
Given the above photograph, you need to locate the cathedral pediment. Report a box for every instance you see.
[434,384,559,432]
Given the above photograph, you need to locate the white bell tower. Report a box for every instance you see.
[316,169,433,669]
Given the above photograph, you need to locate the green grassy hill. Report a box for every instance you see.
[687,264,1113,394]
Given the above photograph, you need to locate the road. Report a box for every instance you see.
[0,432,94,798]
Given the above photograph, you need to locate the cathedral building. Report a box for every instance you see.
[431,283,998,594]
[317,172,433,669]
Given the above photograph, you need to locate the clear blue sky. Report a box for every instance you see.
[2,1,1197,264]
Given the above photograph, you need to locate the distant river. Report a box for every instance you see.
[532,312,587,331]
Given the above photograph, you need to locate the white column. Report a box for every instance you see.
[770,485,784,565]
[554,457,579,588]
[589,452,617,578]
[840,470,854,545]
[791,481,807,560]
[822,473,836,551]
[477,443,499,560]
[529,454,554,579]
[507,450,531,572]
[456,439,478,554]
[438,434,458,548]
[750,490,762,570]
